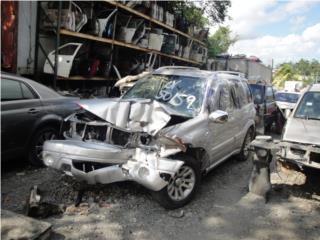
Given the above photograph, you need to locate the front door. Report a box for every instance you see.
[208,83,238,163]
[44,43,82,78]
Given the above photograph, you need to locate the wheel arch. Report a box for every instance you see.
[26,114,63,148]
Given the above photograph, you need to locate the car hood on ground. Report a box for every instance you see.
[77,98,189,136]
[282,117,320,146]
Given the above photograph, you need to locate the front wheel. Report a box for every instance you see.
[28,126,59,166]
[236,128,254,161]
[152,155,201,209]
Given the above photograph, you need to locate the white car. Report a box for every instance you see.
[275,91,301,118]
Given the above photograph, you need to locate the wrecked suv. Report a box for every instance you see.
[43,67,256,209]
[279,84,320,170]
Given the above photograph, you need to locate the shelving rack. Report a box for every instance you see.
[34,1,208,93]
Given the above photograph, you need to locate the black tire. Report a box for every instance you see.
[236,127,254,161]
[28,126,59,166]
[152,154,201,209]
[275,111,284,134]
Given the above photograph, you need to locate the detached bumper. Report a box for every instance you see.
[43,140,183,191]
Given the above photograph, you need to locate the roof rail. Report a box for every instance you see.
[155,66,200,71]
[215,71,245,78]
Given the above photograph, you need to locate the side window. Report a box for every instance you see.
[57,44,78,55]
[242,81,253,103]
[207,86,216,112]
[20,83,36,99]
[1,79,36,101]
[265,86,274,102]
[218,84,232,111]
[230,86,240,109]
[1,79,23,101]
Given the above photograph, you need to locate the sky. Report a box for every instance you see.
[215,0,320,66]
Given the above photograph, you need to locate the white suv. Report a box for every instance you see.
[43,67,256,209]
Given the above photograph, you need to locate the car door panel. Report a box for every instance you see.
[1,99,43,152]
[43,43,82,78]
[207,84,237,164]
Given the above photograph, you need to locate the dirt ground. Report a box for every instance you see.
[1,154,320,240]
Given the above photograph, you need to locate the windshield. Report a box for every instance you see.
[122,74,207,117]
[249,84,264,104]
[275,92,300,103]
[294,92,320,120]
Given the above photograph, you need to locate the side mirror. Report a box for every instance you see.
[209,110,228,123]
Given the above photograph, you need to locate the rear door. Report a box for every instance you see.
[1,78,42,156]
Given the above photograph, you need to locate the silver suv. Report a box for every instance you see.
[43,67,256,209]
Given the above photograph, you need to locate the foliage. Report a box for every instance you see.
[167,1,231,28]
[273,59,320,87]
[202,1,231,24]
[207,26,237,58]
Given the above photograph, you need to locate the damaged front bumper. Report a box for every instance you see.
[43,140,184,191]
[278,141,320,169]
[250,137,320,170]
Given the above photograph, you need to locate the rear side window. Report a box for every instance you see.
[265,86,274,102]
[242,81,253,103]
[57,44,78,55]
[1,79,36,101]
[249,84,264,104]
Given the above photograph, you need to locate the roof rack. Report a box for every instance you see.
[155,66,200,71]
[215,71,245,78]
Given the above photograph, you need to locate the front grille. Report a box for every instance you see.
[111,128,131,146]
[72,160,113,173]
[310,152,320,163]
[290,147,306,156]
[85,125,107,141]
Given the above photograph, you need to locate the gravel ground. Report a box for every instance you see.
[2,155,320,240]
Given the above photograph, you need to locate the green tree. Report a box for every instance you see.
[207,26,237,57]
[273,63,301,87]
[167,1,231,28]
[274,59,320,87]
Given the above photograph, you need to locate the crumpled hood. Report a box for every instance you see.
[283,117,320,146]
[276,101,296,110]
[77,98,171,135]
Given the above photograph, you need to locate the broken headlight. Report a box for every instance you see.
[157,135,186,152]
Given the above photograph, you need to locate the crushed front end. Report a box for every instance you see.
[278,141,320,170]
[43,100,186,191]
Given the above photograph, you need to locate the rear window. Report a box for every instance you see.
[275,92,300,103]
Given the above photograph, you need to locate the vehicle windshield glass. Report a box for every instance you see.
[249,84,264,104]
[275,92,300,103]
[294,92,320,120]
[122,74,207,117]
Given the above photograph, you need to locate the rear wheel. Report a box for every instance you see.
[28,126,58,166]
[152,155,201,209]
[275,111,284,134]
[237,128,254,161]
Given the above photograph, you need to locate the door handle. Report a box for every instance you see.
[28,108,39,114]
[66,60,70,63]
